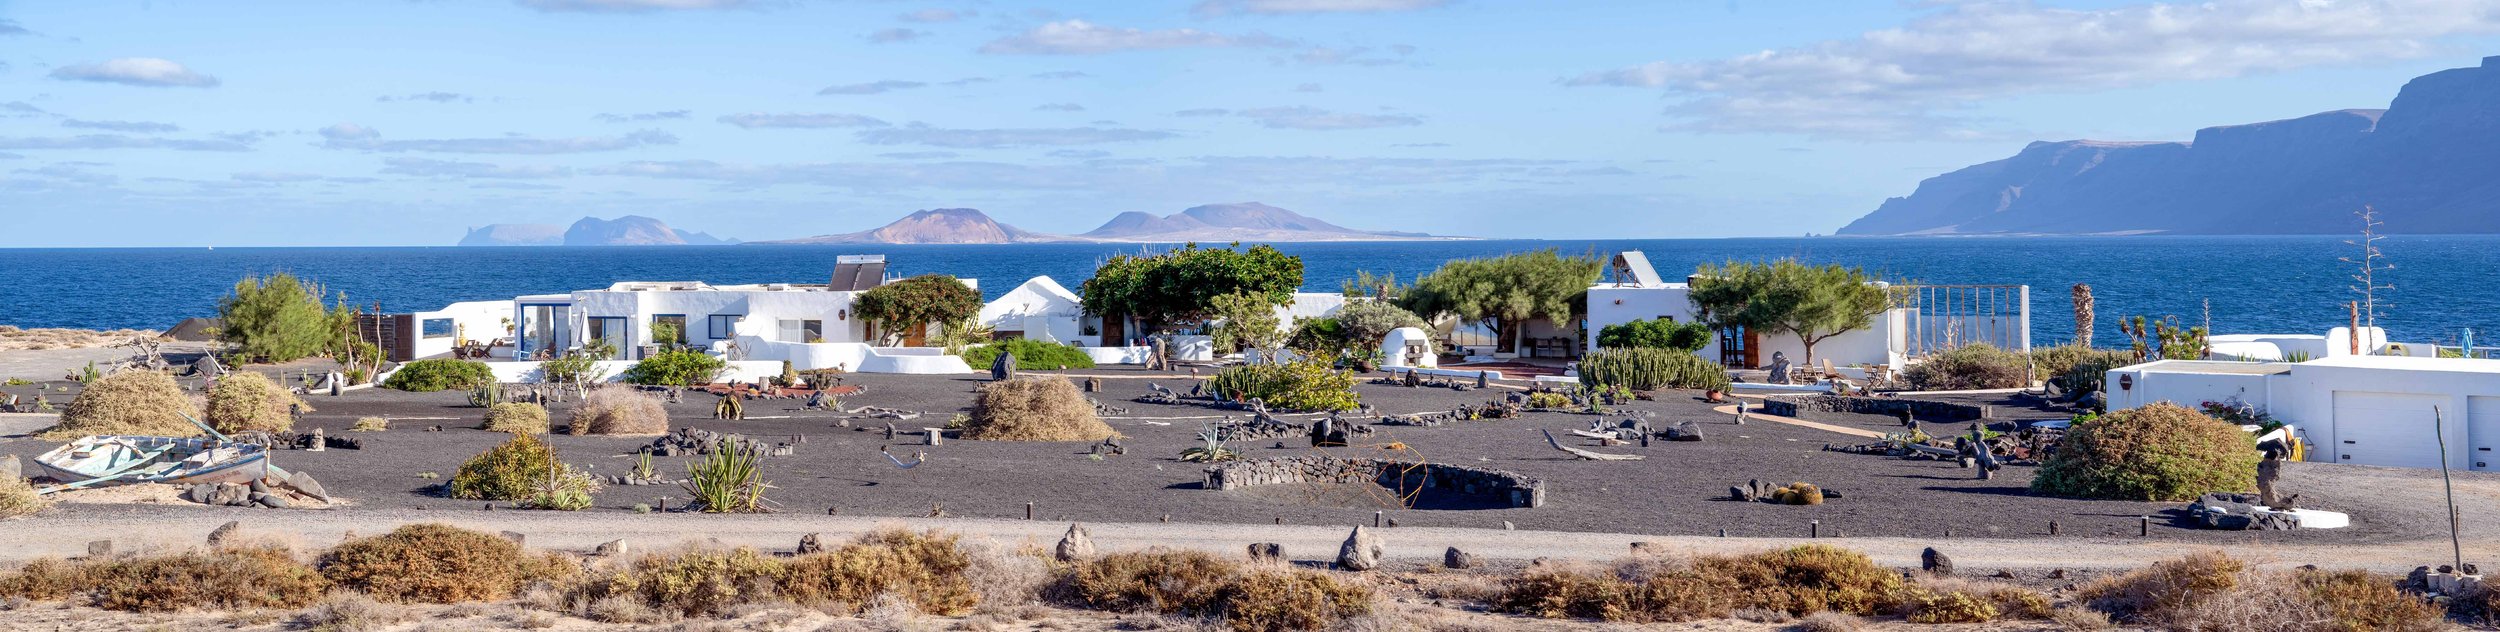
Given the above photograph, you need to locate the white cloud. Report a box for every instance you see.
[230,171,326,183]
[980,20,1292,55]
[595,110,691,123]
[855,123,1180,148]
[868,28,927,43]
[1193,0,1446,16]
[899,8,970,23]
[381,157,573,179]
[63,119,181,133]
[50,58,220,88]
[1234,106,1423,130]
[818,79,927,95]
[1288,46,1400,66]
[0,19,29,36]
[378,92,475,103]
[717,112,891,128]
[516,0,754,12]
[1571,0,2500,139]
[0,134,252,151]
[320,123,677,154]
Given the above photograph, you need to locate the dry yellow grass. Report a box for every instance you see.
[40,370,203,440]
[204,372,311,434]
[0,326,161,351]
[963,377,1118,442]
[480,403,551,435]
[567,386,667,436]
[0,475,49,519]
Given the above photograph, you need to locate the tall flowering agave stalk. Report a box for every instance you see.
[2071,283,2094,347]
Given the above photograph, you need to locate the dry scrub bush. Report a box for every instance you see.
[2455,582,2500,628]
[1908,576,2052,621]
[573,546,787,619]
[296,592,407,632]
[350,417,389,432]
[569,385,669,435]
[780,530,980,615]
[1497,545,1904,622]
[964,377,1118,442]
[319,524,544,603]
[962,539,1054,608]
[41,370,201,440]
[2078,551,2442,631]
[204,372,311,434]
[1219,569,1372,632]
[2033,401,2259,501]
[1900,589,1997,623]
[1069,548,1240,614]
[449,433,558,501]
[1903,343,2032,391]
[0,475,48,519]
[4,545,333,612]
[1794,611,1865,632]
[480,402,551,434]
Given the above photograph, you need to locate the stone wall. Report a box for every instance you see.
[1762,394,1990,423]
[1203,456,1544,509]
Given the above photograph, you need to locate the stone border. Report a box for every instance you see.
[1203,456,1544,509]
[1760,394,1991,423]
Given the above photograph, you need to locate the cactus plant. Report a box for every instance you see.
[468,381,504,408]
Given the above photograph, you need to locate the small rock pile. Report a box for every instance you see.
[1727,479,1841,505]
[639,428,794,457]
[180,471,331,510]
[2186,492,2301,530]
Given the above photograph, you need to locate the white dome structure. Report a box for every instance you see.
[1383,327,1436,369]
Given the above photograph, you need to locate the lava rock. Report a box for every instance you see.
[1444,547,1475,570]
[1247,542,1283,561]
[1336,526,1384,571]
[1921,547,1953,575]
[207,521,244,546]
[1056,524,1095,562]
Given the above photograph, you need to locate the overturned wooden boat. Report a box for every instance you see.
[33,435,290,493]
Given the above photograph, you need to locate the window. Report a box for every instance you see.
[707,314,742,340]
[777,319,825,343]
[420,318,456,339]
[587,317,628,351]
[652,315,688,345]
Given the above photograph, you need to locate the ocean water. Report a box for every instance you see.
[3,236,2496,346]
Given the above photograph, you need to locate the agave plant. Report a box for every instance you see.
[683,439,776,513]
[1179,421,1237,463]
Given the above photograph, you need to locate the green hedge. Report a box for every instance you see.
[1209,360,1361,412]
[960,339,1097,370]
[621,349,726,386]
[2032,402,2258,501]
[1577,348,1732,392]
[383,359,495,392]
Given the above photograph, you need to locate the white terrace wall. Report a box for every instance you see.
[410,300,516,360]
[568,288,873,358]
[1585,284,1907,371]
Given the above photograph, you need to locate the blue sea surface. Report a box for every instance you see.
[3,236,2495,346]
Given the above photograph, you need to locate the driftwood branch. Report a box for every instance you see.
[1542,429,1644,461]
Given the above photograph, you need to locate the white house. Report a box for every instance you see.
[1582,251,1993,374]
[503,256,977,375]
[2207,327,2430,361]
[2106,355,2500,471]
[979,276,1090,344]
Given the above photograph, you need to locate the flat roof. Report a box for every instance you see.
[2299,354,2500,374]
[2126,360,2295,376]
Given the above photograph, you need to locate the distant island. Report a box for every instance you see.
[1841,56,2500,236]
[459,215,737,246]
[755,202,1468,245]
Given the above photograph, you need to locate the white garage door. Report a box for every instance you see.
[2332,392,2446,469]
[2470,397,2500,472]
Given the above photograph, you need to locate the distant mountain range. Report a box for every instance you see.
[1841,56,2500,235]
[756,202,1462,244]
[459,215,737,246]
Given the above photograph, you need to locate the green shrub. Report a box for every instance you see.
[2033,402,2258,501]
[1333,300,1428,351]
[40,370,202,440]
[1208,359,1362,412]
[683,439,771,513]
[1578,348,1731,392]
[1902,343,2030,391]
[853,274,985,345]
[1596,318,1712,352]
[319,524,534,603]
[448,433,557,501]
[217,272,335,364]
[620,349,724,386]
[479,402,549,434]
[2033,344,2137,400]
[204,372,313,434]
[960,338,1097,370]
[383,359,493,392]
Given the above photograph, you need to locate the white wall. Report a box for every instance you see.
[477,359,783,384]
[981,277,1088,345]
[2109,356,2500,470]
[1585,284,1908,371]
[569,287,872,359]
[2104,362,2277,412]
[410,300,516,360]
[724,337,975,374]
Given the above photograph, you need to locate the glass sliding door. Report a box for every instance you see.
[587,317,629,358]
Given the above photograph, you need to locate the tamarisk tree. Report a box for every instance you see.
[1686,259,1891,366]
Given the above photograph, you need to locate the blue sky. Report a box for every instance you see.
[4,0,2498,246]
